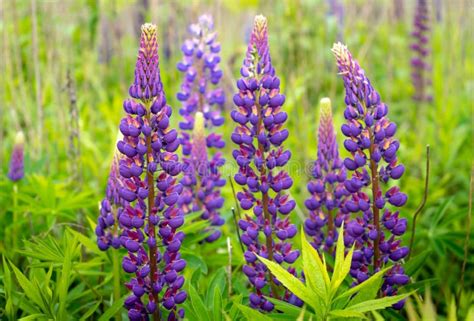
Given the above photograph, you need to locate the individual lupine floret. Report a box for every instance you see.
[411,0,432,102]
[231,15,300,311]
[8,131,25,182]
[179,112,225,242]
[177,14,225,156]
[304,98,349,251]
[117,23,186,321]
[96,148,125,251]
[332,42,409,309]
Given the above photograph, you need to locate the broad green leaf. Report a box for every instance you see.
[346,291,415,313]
[301,230,326,299]
[257,255,318,310]
[213,286,223,321]
[331,244,354,296]
[300,229,330,289]
[332,223,346,285]
[206,266,226,305]
[97,295,127,321]
[188,282,210,320]
[329,309,367,319]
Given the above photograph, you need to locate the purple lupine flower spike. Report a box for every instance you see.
[231,15,301,311]
[177,14,225,156]
[180,112,225,242]
[177,15,226,242]
[332,42,409,309]
[304,98,349,251]
[118,23,186,321]
[96,144,125,251]
[8,131,25,182]
[411,0,432,102]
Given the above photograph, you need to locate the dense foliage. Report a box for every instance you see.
[0,1,472,320]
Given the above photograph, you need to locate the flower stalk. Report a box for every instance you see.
[114,23,186,321]
[411,0,432,102]
[177,15,226,242]
[304,98,349,252]
[231,15,300,311]
[332,42,409,309]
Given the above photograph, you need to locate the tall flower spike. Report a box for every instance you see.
[332,43,409,309]
[177,14,225,155]
[96,144,125,251]
[8,131,25,182]
[118,23,186,321]
[177,15,226,242]
[180,112,225,242]
[304,98,349,251]
[231,15,301,311]
[410,0,432,102]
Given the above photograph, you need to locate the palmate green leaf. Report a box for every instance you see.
[237,304,273,321]
[97,295,127,321]
[345,291,415,313]
[331,246,354,297]
[17,237,64,263]
[330,223,354,297]
[301,229,327,300]
[57,232,78,320]
[257,255,318,310]
[8,260,48,315]
[67,227,109,260]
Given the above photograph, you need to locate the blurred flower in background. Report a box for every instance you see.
[7,131,25,182]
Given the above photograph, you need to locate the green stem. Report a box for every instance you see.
[112,250,122,321]
[11,184,18,252]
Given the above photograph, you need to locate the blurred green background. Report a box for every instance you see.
[0,0,472,320]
